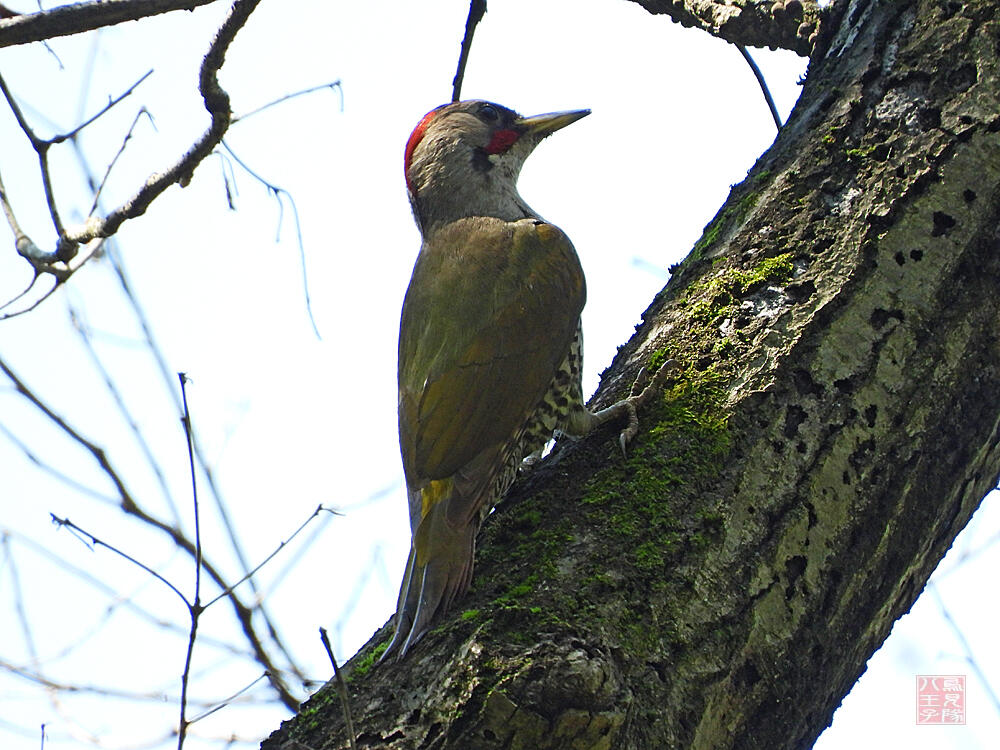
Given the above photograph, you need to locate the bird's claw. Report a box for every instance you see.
[616,358,679,457]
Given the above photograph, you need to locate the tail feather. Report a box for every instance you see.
[382,482,480,661]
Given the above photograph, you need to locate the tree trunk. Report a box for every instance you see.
[262,1,1000,747]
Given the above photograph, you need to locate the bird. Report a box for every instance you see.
[384,100,671,660]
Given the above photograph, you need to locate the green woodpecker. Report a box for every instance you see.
[386,100,669,659]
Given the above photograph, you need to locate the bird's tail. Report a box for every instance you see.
[381,480,479,660]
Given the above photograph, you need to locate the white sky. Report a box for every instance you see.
[0,1,996,749]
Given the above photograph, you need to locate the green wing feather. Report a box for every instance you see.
[398,216,586,487]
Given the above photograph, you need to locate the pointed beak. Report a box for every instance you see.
[515,109,590,138]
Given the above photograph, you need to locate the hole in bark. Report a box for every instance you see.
[834,377,855,394]
[896,163,907,179]
[736,660,762,687]
[842,470,851,485]
[894,251,906,266]
[785,555,807,597]
[931,211,957,236]
[783,404,808,438]
[787,279,816,302]
[864,404,878,428]
[647,660,670,683]
[821,570,842,616]
[948,63,979,94]
[796,441,807,454]
[940,2,962,19]
[963,189,977,203]
[917,107,941,129]
[849,437,876,471]
[870,308,905,329]
[792,368,824,397]
[910,249,923,261]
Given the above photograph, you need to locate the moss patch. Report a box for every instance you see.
[683,252,794,324]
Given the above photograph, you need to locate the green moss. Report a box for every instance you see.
[845,145,876,159]
[692,210,726,257]
[460,608,482,621]
[738,190,760,213]
[684,252,795,323]
[647,347,672,371]
[350,640,387,680]
[518,508,543,526]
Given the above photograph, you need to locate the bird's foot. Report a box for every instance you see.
[616,358,679,456]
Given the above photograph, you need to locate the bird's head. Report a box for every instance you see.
[403,100,589,233]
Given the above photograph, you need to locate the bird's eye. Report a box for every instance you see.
[478,104,500,122]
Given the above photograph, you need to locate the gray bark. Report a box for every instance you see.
[262,1,1000,747]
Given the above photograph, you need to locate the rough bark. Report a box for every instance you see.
[0,0,223,48]
[262,1,1000,748]
[625,0,824,56]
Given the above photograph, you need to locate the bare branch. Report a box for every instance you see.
[87,108,156,216]
[0,0,224,48]
[56,68,153,143]
[176,371,202,750]
[0,353,301,710]
[0,72,70,247]
[49,513,192,606]
[0,421,118,504]
[736,44,782,131]
[61,0,262,248]
[232,80,343,124]
[0,655,266,708]
[220,139,321,338]
[629,0,825,56]
[452,0,487,102]
[320,628,357,750]
[204,505,339,609]
[188,672,270,724]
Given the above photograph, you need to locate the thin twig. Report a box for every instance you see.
[2,526,252,658]
[204,505,338,609]
[220,139,321,338]
[319,627,357,750]
[1,533,41,670]
[0,421,118,503]
[54,68,153,144]
[0,655,264,707]
[188,672,269,723]
[232,80,343,123]
[0,272,43,313]
[929,584,1000,715]
[736,44,782,131]
[452,0,487,102]
[0,71,68,239]
[88,107,155,217]
[0,162,48,264]
[0,353,300,709]
[57,0,261,248]
[176,372,202,750]
[98,244,309,700]
[49,514,191,605]
[70,306,183,525]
